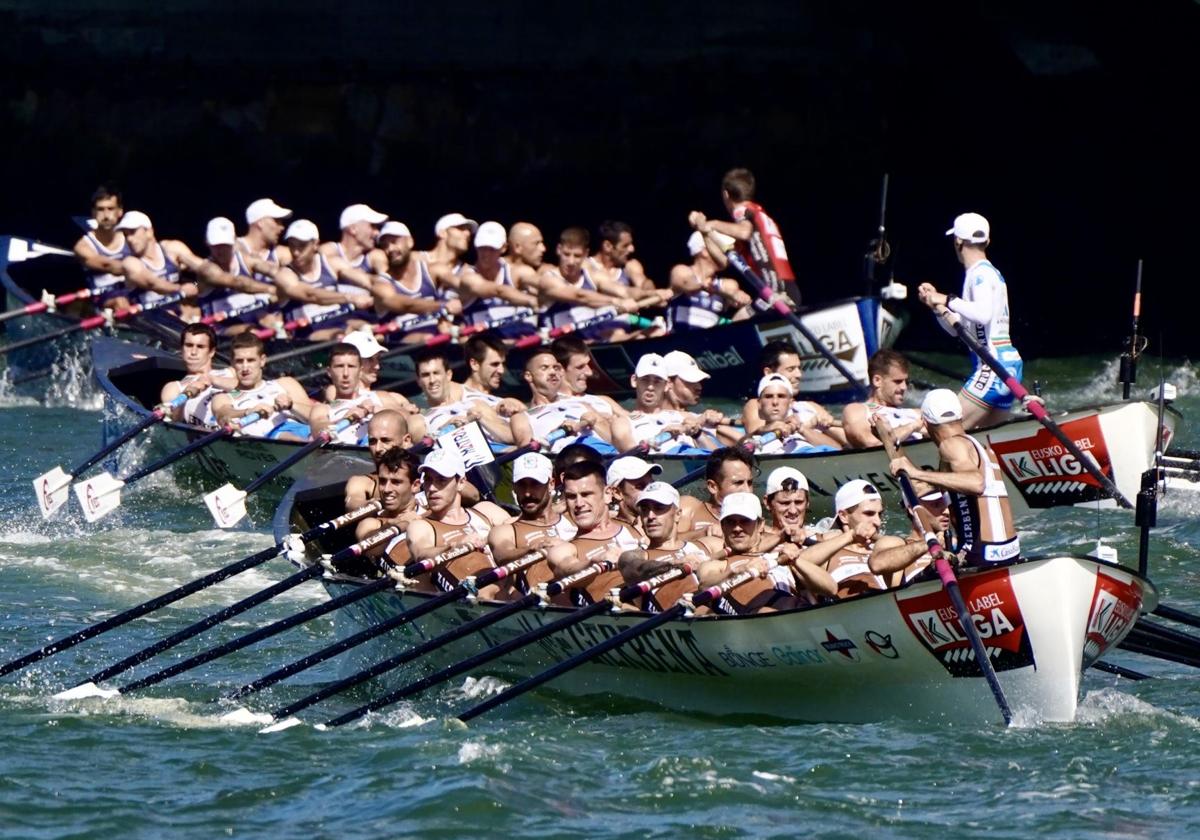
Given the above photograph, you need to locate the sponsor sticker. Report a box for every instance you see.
[1081,567,1143,669]
[988,414,1113,507]
[756,302,868,393]
[896,568,1035,677]
[810,624,861,664]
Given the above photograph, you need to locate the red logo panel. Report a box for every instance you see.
[988,415,1113,507]
[1082,569,1143,669]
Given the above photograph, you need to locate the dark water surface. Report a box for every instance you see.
[2,355,1199,839]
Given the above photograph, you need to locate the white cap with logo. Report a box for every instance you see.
[379,221,412,239]
[115,210,152,231]
[513,452,553,484]
[342,328,386,359]
[834,479,882,514]
[606,456,662,487]
[435,212,479,235]
[945,212,990,244]
[339,204,388,229]
[420,446,466,478]
[634,353,667,380]
[474,221,507,250]
[663,350,710,383]
[766,466,809,496]
[921,388,964,425]
[205,217,236,246]
[757,373,794,397]
[720,492,763,522]
[284,219,320,243]
[636,481,680,508]
[245,198,292,226]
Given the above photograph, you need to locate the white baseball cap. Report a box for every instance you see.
[435,212,479,235]
[766,466,809,496]
[342,328,386,359]
[663,350,710,383]
[245,198,292,226]
[945,212,990,244]
[637,481,680,508]
[513,452,553,484]
[379,221,412,239]
[115,210,152,231]
[921,388,964,425]
[284,219,320,243]
[205,216,236,246]
[606,456,661,487]
[835,479,882,514]
[757,373,794,397]
[634,353,667,380]
[340,204,388,229]
[474,221,506,250]
[420,446,465,478]
[720,492,763,522]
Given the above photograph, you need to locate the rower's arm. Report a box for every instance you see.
[706,218,754,243]
[947,281,994,326]
[741,397,766,435]
[404,518,442,561]
[778,543,838,597]
[73,236,125,276]
[795,528,855,570]
[609,415,637,452]
[904,437,986,496]
[370,276,442,315]
[869,534,926,578]
[458,268,538,308]
[119,255,184,295]
[841,403,880,448]
[465,400,516,445]
[273,268,349,306]
[279,376,317,422]
[541,273,635,312]
[198,258,274,296]
[327,254,377,292]
[622,258,656,292]
[344,473,375,512]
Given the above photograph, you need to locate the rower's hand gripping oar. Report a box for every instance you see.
[874,417,1014,725]
[72,413,265,524]
[936,307,1132,508]
[204,418,353,529]
[34,393,188,519]
[54,524,400,700]
[0,501,380,680]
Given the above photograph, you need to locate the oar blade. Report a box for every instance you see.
[72,472,126,523]
[205,483,248,529]
[53,681,119,701]
[33,466,73,519]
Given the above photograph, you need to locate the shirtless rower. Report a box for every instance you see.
[762,466,828,547]
[159,323,235,427]
[354,447,425,544]
[750,373,841,453]
[210,332,315,441]
[401,447,509,596]
[887,388,1020,566]
[274,219,374,342]
[309,342,421,444]
[620,482,711,612]
[918,212,1024,429]
[536,227,641,342]
[588,220,664,298]
[522,349,616,453]
[197,217,278,328]
[111,211,204,312]
[869,489,954,587]
[667,230,752,331]
[345,410,415,512]
[606,455,663,531]
[678,445,757,537]
[72,185,131,307]
[460,221,538,337]
[742,340,843,446]
[321,203,387,276]
[611,354,717,455]
[416,347,529,447]
[462,334,527,416]
[695,493,836,613]
[487,452,576,598]
[794,480,887,598]
[841,349,925,448]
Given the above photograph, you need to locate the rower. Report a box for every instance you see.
[742,340,843,446]
[522,349,616,453]
[426,212,476,276]
[331,328,425,431]
[197,217,278,328]
[550,336,627,417]
[159,323,235,427]
[661,350,740,444]
[688,167,799,303]
[667,230,752,331]
[274,219,374,341]
[797,480,887,598]
[487,452,575,597]
[918,212,1024,429]
[506,222,547,282]
[606,455,663,531]
[887,389,1020,566]
[355,447,425,545]
[417,346,530,447]
[111,211,204,312]
[695,493,836,613]
[237,197,293,267]
[678,445,757,537]
[371,220,453,341]
[462,334,528,417]
[869,490,954,586]
[536,227,640,342]
[72,185,131,307]
[620,481,709,612]
[210,332,315,441]
[402,447,509,596]
[610,354,715,455]
[841,349,926,448]
[750,374,841,453]
[309,342,420,444]
[460,221,538,337]
[321,203,388,274]
[345,410,414,512]
[588,220,663,297]
[762,466,827,547]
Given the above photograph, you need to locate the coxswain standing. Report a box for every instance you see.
[72,185,131,307]
[917,212,1023,430]
[841,349,926,448]
[111,211,204,313]
[159,323,235,427]
[667,230,752,331]
[210,333,315,441]
[887,389,1020,566]
[344,410,415,512]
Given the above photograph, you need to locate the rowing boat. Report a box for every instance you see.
[93,335,1183,517]
[273,461,1156,724]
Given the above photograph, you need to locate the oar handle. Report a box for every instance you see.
[401,542,476,578]
[472,550,545,589]
[616,563,694,603]
[327,525,401,569]
[297,499,384,545]
[544,560,614,598]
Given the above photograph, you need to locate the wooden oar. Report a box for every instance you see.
[33,393,188,519]
[224,548,544,702]
[72,413,265,523]
[874,418,1013,725]
[0,501,380,680]
[0,286,94,325]
[0,292,186,357]
[54,525,400,700]
[200,298,271,327]
[510,310,655,349]
[938,308,1132,508]
[203,419,353,529]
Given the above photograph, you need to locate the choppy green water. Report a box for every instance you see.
[2,353,1199,839]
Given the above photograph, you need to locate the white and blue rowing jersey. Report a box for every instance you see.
[284,254,345,323]
[376,258,442,337]
[462,262,535,336]
[131,243,180,306]
[540,268,604,333]
[948,259,1016,357]
[667,270,727,330]
[82,231,132,303]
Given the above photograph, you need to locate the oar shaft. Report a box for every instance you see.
[70,406,168,476]
[121,427,228,484]
[243,433,331,495]
[0,288,92,324]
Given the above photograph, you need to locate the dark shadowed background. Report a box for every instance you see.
[1,0,1195,357]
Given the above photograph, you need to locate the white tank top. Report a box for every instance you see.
[628,410,698,451]
[180,367,233,427]
[327,390,384,445]
[230,380,288,437]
